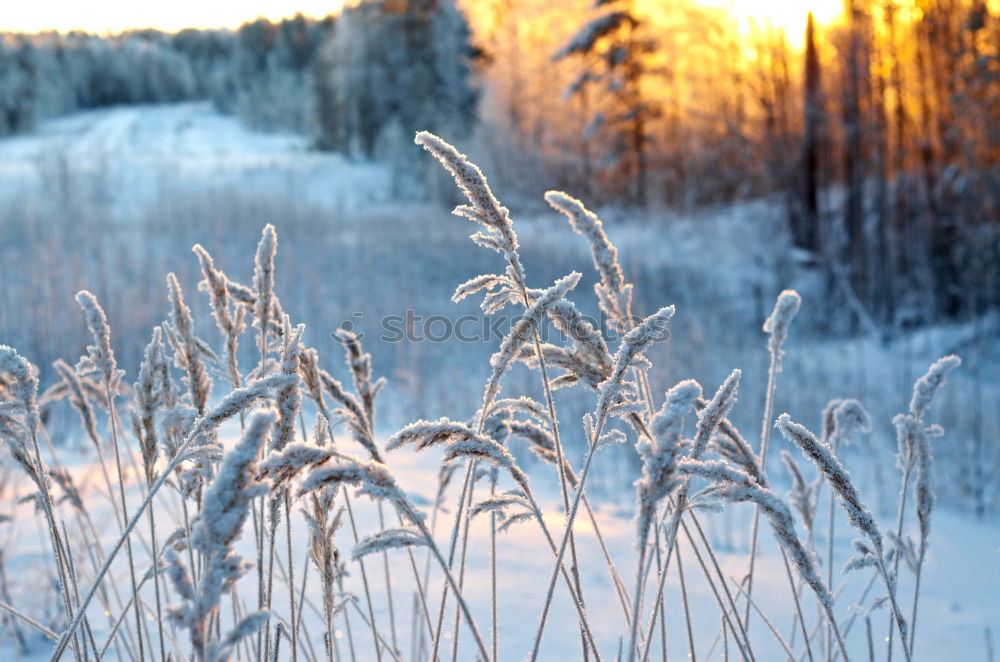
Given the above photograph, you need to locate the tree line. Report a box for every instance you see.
[0,1,475,146]
[474,0,998,328]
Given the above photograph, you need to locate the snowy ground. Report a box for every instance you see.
[0,102,391,218]
[2,436,997,662]
[0,104,997,661]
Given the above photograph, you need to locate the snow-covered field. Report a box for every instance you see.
[0,102,391,218]
[0,104,996,661]
[3,434,996,661]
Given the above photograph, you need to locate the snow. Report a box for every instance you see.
[0,102,391,218]
[3,435,997,661]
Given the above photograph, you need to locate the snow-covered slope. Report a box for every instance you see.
[0,102,390,218]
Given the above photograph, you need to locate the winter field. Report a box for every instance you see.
[0,103,997,662]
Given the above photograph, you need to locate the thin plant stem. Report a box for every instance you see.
[552,453,634,627]
[520,488,604,661]
[907,547,926,655]
[528,426,605,662]
[255,497,267,662]
[650,511,755,662]
[28,428,83,662]
[97,541,175,660]
[821,602,851,662]
[414,471,445,662]
[675,517,754,662]
[342,601,403,662]
[886,468,912,662]
[104,392,147,662]
[628,525,651,662]
[428,447,594,662]
[73,513,136,662]
[51,397,292,661]
[528,328,590,662]
[582,495,632,624]
[779,548,815,662]
[336,573,358,662]
[812,573,877,662]
[723,614,729,662]
[876,556,912,662]
[429,461,475,662]
[826,462,837,662]
[412,514,491,662]
[285,495,299,662]
[490,472,499,662]
[376,502,399,657]
[60,521,101,662]
[727,579,797,661]
[383,509,434,655]
[654,525,667,661]
[744,353,779,631]
[264,499,279,662]
[865,616,875,662]
[448,470,476,662]
[675,543,696,662]
[638,495,687,660]
[0,600,63,643]
[642,501,756,662]
[342,492,382,662]
[144,476,167,662]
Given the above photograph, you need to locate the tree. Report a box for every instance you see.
[553,0,659,204]
[800,12,823,252]
[0,37,40,135]
[313,0,478,157]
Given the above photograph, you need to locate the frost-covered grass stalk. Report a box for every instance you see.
[167,410,274,662]
[416,131,593,662]
[0,130,968,662]
[639,370,743,661]
[75,290,150,662]
[775,410,928,662]
[743,289,800,630]
[626,380,701,662]
[820,399,870,660]
[1,347,89,662]
[890,356,960,661]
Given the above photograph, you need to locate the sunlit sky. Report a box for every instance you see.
[2,1,349,33]
[704,0,842,47]
[4,0,842,44]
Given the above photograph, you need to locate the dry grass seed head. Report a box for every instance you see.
[484,272,581,407]
[75,290,124,390]
[762,289,801,370]
[166,273,213,414]
[597,305,675,416]
[776,413,882,550]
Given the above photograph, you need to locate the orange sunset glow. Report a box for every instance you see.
[6,0,842,44]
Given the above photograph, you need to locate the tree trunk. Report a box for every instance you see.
[801,12,822,252]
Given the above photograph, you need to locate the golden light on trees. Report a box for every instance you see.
[697,0,844,48]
